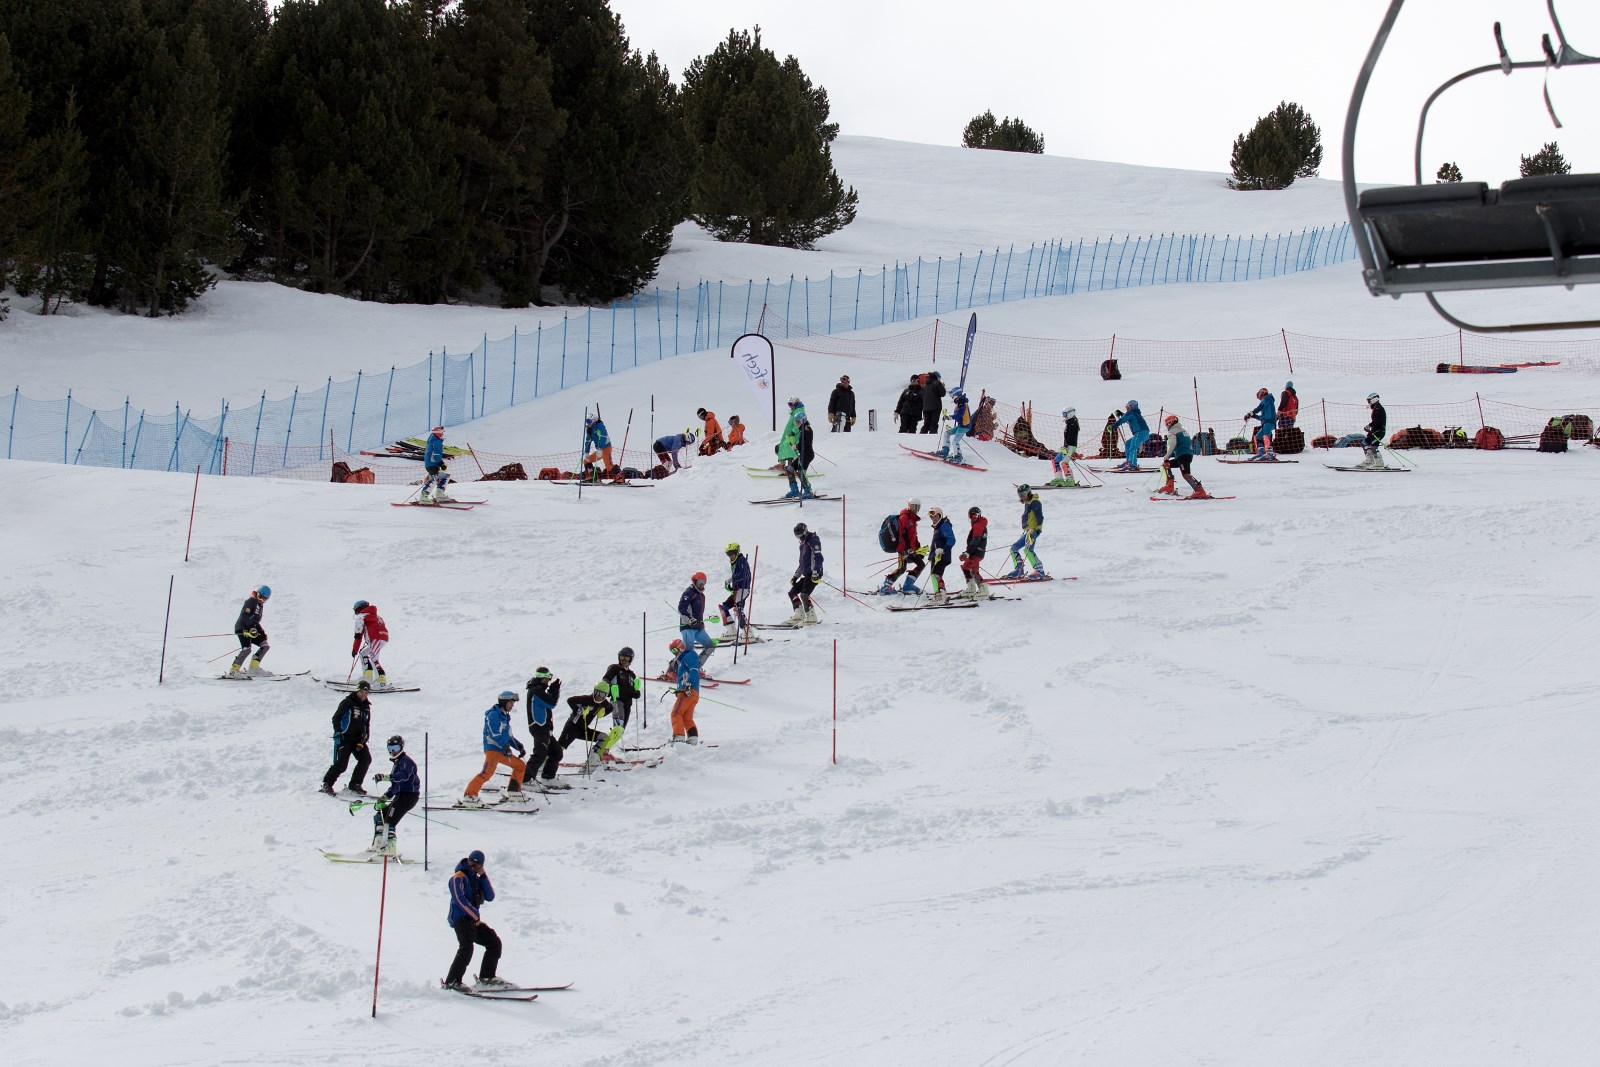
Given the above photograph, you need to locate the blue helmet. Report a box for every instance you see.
[951,387,965,399]
[255,584,272,600]
[353,599,369,612]
[1285,380,1294,390]
[1126,399,1139,411]
[497,690,518,703]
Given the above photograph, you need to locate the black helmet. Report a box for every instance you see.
[910,373,920,383]
[968,506,981,518]
[618,647,634,661]
[355,679,372,692]
[794,522,808,538]
[1016,483,1031,496]
[386,735,404,752]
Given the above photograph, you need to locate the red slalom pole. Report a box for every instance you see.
[184,465,201,561]
[371,854,390,1018]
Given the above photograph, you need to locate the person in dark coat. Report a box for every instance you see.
[959,507,989,598]
[919,371,947,433]
[442,850,504,992]
[320,680,372,796]
[894,375,923,433]
[827,376,857,432]
[227,585,271,677]
[1360,393,1387,469]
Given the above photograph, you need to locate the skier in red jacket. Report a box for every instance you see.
[878,498,926,595]
[352,599,392,689]
[958,506,989,598]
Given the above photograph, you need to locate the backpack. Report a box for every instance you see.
[331,460,352,483]
[878,514,898,553]
[1441,427,1471,449]
[1539,420,1569,453]
[345,467,375,484]
[1564,413,1594,440]
[1274,426,1306,454]
[1312,434,1336,449]
[1100,358,1121,381]
[1473,426,1504,450]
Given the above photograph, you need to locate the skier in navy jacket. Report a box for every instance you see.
[788,522,825,624]
[369,733,420,853]
[719,545,752,640]
[227,585,271,677]
[443,850,505,991]
[926,507,957,603]
[320,681,372,797]
[523,668,568,790]
[678,571,717,664]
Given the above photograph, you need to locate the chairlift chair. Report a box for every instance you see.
[1343,0,1600,332]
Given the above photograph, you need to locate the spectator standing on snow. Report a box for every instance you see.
[828,376,857,432]
[895,375,923,433]
[920,371,947,433]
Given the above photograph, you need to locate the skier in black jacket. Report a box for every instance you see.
[227,585,272,677]
[827,376,856,432]
[895,375,923,433]
[920,371,947,433]
[1360,393,1388,469]
[321,680,372,796]
[523,668,568,790]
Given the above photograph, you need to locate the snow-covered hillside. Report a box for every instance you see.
[4,137,1600,1066]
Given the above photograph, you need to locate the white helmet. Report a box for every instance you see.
[1366,392,1380,403]
[907,498,922,513]
[1063,407,1076,419]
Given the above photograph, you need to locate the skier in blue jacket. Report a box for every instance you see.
[719,544,752,640]
[461,692,527,807]
[584,414,614,478]
[652,431,695,472]
[1112,401,1149,472]
[443,850,507,992]
[926,507,957,603]
[420,425,455,504]
[1245,387,1277,460]
[369,733,421,853]
[788,522,825,624]
[678,571,717,665]
[936,388,973,465]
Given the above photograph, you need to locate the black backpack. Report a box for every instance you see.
[877,515,898,552]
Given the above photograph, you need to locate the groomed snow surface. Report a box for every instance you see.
[4,138,1600,1065]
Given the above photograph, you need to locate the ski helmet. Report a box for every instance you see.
[1126,400,1139,410]
[1164,414,1179,427]
[356,679,372,692]
[910,373,920,383]
[725,542,741,555]
[793,522,808,538]
[431,425,445,437]
[497,690,518,703]
[1286,380,1294,390]
[696,407,707,419]
[669,638,685,655]
[1063,408,1076,419]
[729,415,740,424]
[255,584,272,600]
[1257,387,1269,399]
[787,396,801,408]
[1017,483,1031,496]
[968,506,982,518]
[1367,392,1380,402]
[617,647,634,661]
[353,599,369,612]
[532,666,552,679]
[951,387,964,399]
[468,850,485,866]
[907,498,921,513]
[386,735,404,753]
[585,413,597,425]
[691,571,707,585]
[795,411,808,424]
[685,429,697,442]
[928,506,944,522]
[593,680,610,695]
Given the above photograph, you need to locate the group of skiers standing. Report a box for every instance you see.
[879,485,1046,600]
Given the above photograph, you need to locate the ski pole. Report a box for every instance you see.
[183,633,235,639]
[208,646,240,664]
[820,579,879,611]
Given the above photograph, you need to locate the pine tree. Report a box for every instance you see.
[12,91,91,314]
[512,0,690,303]
[682,27,856,249]
[1435,161,1463,183]
[0,32,28,315]
[962,109,1044,154]
[1519,141,1570,177]
[1229,102,1320,190]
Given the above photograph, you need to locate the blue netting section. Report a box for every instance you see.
[5,222,1357,473]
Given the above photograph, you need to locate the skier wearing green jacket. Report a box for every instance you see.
[776,397,814,499]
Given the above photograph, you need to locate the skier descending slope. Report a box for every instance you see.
[460,692,528,808]
[1360,393,1388,469]
[227,585,272,677]
[1004,485,1046,579]
[442,850,504,993]
[369,734,420,854]
[1155,415,1212,500]
[958,507,990,598]
[1111,401,1149,472]
[320,679,372,797]
[789,522,824,624]
[351,600,392,689]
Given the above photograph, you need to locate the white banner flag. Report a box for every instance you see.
[730,333,776,429]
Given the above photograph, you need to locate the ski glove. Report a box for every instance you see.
[373,773,387,782]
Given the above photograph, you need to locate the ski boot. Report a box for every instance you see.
[783,483,801,499]
[1155,480,1178,495]
[476,975,513,988]
[877,579,895,595]
[1188,487,1213,500]
[946,453,964,465]
[1029,570,1049,581]
[786,604,807,624]
[802,606,819,625]
[457,795,485,809]
[502,786,529,801]
[901,580,922,595]
[319,783,337,797]
[582,749,603,772]
[368,828,388,852]
[441,980,471,993]
[227,662,244,677]
[671,734,688,744]
[542,777,571,791]
[347,783,368,796]
[434,489,457,503]
[686,733,701,746]
[1003,563,1025,579]
[375,672,389,690]
[1262,451,1276,462]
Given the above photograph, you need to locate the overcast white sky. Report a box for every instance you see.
[610,0,1599,187]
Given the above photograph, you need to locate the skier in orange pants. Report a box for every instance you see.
[667,637,703,744]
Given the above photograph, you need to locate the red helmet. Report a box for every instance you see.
[669,638,685,654]
[431,425,445,437]
[691,571,707,584]
[1256,388,1268,399]
[1164,414,1179,427]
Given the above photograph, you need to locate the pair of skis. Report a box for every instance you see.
[392,499,487,511]
[749,493,836,505]
[899,443,986,471]
[443,980,574,1002]
[316,677,421,694]
[213,669,310,682]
